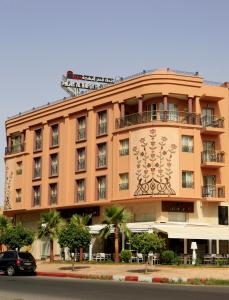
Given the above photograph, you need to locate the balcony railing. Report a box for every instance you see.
[77,191,85,201]
[115,111,201,129]
[33,196,40,206]
[98,123,107,135]
[98,188,106,200]
[34,168,41,179]
[201,150,225,163]
[202,185,225,198]
[78,160,86,171]
[35,140,42,151]
[5,143,25,155]
[98,155,107,168]
[50,194,57,204]
[120,148,129,156]
[119,183,129,190]
[50,165,58,176]
[78,128,86,141]
[201,116,224,128]
[182,145,193,153]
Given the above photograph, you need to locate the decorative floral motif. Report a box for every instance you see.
[133,130,177,196]
[4,166,13,210]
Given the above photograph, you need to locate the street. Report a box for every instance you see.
[0,276,229,300]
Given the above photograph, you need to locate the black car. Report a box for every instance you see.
[0,250,36,276]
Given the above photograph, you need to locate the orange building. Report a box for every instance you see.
[4,69,229,259]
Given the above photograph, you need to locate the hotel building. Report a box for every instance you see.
[4,69,229,259]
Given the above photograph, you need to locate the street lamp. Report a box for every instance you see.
[191,242,197,265]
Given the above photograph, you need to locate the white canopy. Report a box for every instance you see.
[88,222,229,240]
[153,223,229,240]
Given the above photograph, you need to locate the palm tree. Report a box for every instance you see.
[99,206,131,263]
[70,214,91,261]
[38,210,64,262]
[0,215,8,252]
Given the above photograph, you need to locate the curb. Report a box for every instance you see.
[36,271,179,283]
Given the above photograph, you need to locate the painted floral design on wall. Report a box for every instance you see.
[133,129,177,196]
[4,166,13,210]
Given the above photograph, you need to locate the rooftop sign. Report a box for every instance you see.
[61,70,115,96]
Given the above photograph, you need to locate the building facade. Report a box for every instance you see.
[4,69,229,259]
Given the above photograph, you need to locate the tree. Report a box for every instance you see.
[58,223,91,270]
[37,210,65,262]
[70,214,91,261]
[130,232,165,273]
[2,224,34,250]
[99,206,131,263]
[0,215,9,252]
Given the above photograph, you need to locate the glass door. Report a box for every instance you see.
[146,104,157,121]
[202,108,214,127]
[203,175,216,197]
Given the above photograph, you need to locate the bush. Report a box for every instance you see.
[120,250,132,263]
[161,250,175,265]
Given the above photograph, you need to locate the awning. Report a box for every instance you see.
[153,223,229,240]
[89,222,229,240]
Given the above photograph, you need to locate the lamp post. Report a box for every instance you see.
[191,242,197,265]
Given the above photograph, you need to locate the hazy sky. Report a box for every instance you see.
[1,0,229,205]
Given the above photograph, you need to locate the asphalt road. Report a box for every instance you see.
[0,276,229,300]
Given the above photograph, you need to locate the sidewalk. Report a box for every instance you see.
[36,261,229,283]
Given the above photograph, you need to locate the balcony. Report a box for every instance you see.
[98,155,107,168]
[98,188,106,200]
[77,191,85,202]
[201,150,225,168]
[119,183,129,190]
[78,128,86,141]
[201,116,224,135]
[202,185,225,199]
[5,143,25,155]
[115,111,201,129]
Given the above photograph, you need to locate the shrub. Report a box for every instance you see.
[161,250,175,265]
[120,250,132,263]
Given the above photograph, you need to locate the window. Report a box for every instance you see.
[97,176,106,200]
[119,173,129,190]
[50,153,58,176]
[120,139,129,156]
[33,157,42,179]
[182,171,194,188]
[218,206,228,225]
[97,111,107,135]
[168,212,187,222]
[76,179,85,202]
[51,124,59,147]
[77,116,86,141]
[182,136,193,152]
[16,161,22,175]
[77,148,86,171]
[97,143,107,168]
[33,185,40,206]
[34,128,42,151]
[16,189,22,202]
[49,183,58,205]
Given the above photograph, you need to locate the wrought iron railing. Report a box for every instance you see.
[202,185,225,198]
[120,148,129,156]
[5,143,25,155]
[116,111,201,129]
[182,145,193,153]
[77,191,85,201]
[33,196,40,206]
[98,155,107,168]
[98,188,106,200]
[201,116,224,128]
[201,150,225,163]
[78,128,86,141]
[119,183,129,190]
